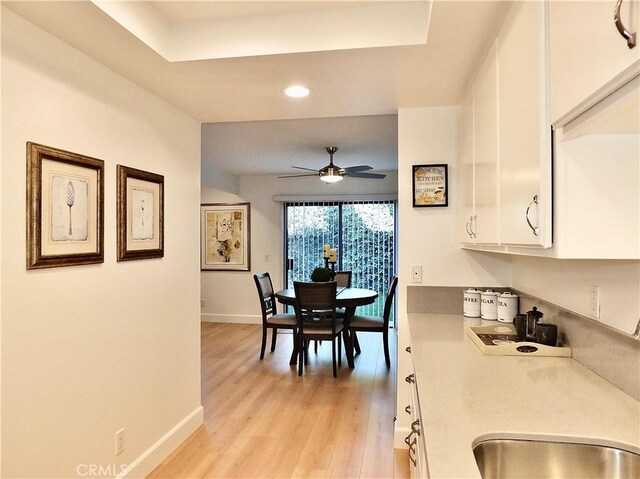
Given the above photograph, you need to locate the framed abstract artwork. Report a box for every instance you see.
[200,203,250,271]
[412,164,448,207]
[117,165,164,261]
[26,142,105,269]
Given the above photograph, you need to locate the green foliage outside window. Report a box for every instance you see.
[285,201,395,322]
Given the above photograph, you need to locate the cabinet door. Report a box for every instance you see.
[549,0,640,124]
[473,42,499,244]
[458,87,476,243]
[498,1,552,246]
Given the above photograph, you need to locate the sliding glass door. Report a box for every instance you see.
[284,200,396,321]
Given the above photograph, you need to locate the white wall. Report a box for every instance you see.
[512,257,640,334]
[395,106,512,445]
[1,9,202,478]
[201,172,398,323]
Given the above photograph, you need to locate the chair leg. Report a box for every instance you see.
[270,328,278,352]
[304,341,309,365]
[260,326,267,359]
[353,331,361,355]
[383,329,391,368]
[298,334,304,376]
[314,340,318,354]
[332,338,337,378]
[289,329,298,365]
[338,334,342,367]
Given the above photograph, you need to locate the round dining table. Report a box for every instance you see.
[275,286,378,368]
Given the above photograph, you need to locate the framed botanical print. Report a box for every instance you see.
[201,203,250,271]
[117,165,164,261]
[412,164,448,207]
[26,142,105,269]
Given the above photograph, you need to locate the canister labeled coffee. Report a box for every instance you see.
[463,288,481,317]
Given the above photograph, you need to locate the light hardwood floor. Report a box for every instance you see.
[148,322,409,479]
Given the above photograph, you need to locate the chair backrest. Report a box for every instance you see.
[334,271,352,288]
[382,276,399,325]
[293,281,338,330]
[253,272,277,323]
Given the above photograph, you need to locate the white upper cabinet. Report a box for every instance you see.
[498,1,552,247]
[553,75,640,259]
[457,43,499,245]
[549,0,640,124]
[458,88,476,244]
[473,42,500,245]
[459,2,550,249]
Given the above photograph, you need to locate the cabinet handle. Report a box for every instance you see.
[470,215,478,238]
[405,404,412,415]
[525,195,540,236]
[405,373,415,384]
[465,219,472,238]
[405,431,417,466]
[411,418,421,435]
[404,430,415,446]
[408,439,417,467]
[614,0,637,49]
[405,346,411,353]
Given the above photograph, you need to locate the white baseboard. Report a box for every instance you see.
[201,313,261,324]
[117,405,204,479]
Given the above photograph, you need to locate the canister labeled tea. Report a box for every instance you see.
[497,292,519,323]
[480,290,499,320]
[463,288,481,317]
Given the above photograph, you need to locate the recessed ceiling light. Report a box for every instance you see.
[284,85,310,98]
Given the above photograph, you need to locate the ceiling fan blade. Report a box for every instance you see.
[343,165,373,173]
[277,173,319,178]
[345,172,386,179]
[291,166,319,172]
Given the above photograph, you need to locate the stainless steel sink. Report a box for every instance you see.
[473,437,640,479]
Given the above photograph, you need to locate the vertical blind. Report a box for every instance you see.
[284,200,396,322]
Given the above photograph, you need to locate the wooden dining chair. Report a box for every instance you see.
[334,270,352,288]
[347,275,398,368]
[293,281,343,378]
[311,270,351,353]
[253,272,297,363]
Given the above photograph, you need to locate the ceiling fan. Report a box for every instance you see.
[278,146,386,183]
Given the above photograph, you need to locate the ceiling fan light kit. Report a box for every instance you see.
[279,146,386,182]
[320,167,344,183]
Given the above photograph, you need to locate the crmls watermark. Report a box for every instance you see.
[76,464,127,477]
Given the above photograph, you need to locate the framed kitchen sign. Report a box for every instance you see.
[117,165,164,261]
[26,142,105,269]
[201,203,250,271]
[412,164,448,207]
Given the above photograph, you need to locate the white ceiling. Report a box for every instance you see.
[202,114,398,176]
[3,1,512,177]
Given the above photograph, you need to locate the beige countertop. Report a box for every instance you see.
[408,313,640,479]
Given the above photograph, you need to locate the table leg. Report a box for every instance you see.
[343,306,356,368]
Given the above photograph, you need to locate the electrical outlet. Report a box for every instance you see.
[200,299,205,308]
[115,428,125,456]
[411,265,422,283]
[590,285,600,319]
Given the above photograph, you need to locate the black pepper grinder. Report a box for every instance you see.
[526,306,544,342]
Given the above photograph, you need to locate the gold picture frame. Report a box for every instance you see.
[201,203,250,271]
[27,142,105,269]
[117,165,164,261]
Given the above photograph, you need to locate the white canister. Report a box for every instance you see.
[480,290,499,320]
[497,292,519,323]
[463,288,481,317]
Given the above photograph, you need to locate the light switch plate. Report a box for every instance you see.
[411,265,422,283]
